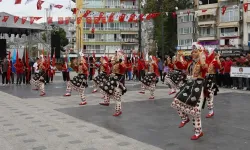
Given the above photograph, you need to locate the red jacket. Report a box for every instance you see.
[15,62,24,73]
[126,62,132,72]
[223,60,233,73]
[138,59,145,70]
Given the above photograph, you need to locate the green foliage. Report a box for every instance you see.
[51,27,69,47]
[143,0,193,56]
[41,32,47,42]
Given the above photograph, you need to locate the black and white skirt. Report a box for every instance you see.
[165,69,186,88]
[204,74,218,97]
[32,72,45,83]
[93,72,109,85]
[141,73,158,87]
[68,74,88,91]
[171,78,205,117]
[99,74,127,95]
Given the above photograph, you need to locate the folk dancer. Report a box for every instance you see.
[171,42,207,140]
[139,56,160,99]
[64,55,89,105]
[164,52,186,95]
[204,48,221,118]
[30,57,46,96]
[92,56,110,94]
[99,58,127,116]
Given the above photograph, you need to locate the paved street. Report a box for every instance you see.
[0,75,250,150]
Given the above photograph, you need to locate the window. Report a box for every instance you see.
[178,27,194,34]
[178,14,194,23]
[85,0,104,8]
[220,7,239,22]
[199,0,218,5]
[200,27,215,36]
[88,34,94,39]
[178,39,193,46]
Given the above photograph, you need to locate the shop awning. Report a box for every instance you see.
[196,8,217,16]
[218,22,239,28]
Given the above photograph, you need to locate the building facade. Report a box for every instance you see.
[176,9,196,50]
[177,0,250,52]
[71,0,139,57]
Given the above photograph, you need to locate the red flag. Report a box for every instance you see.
[202,9,207,12]
[119,14,126,22]
[71,8,78,14]
[99,12,104,19]
[22,17,27,24]
[47,17,53,24]
[54,4,63,9]
[52,51,56,75]
[108,13,115,22]
[58,17,64,24]
[222,6,227,15]
[82,10,91,18]
[128,14,136,22]
[86,17,92,24]
[2,16,9,22]
[37,0,44,10]
[77,17,82,24]
[15,0,22,4]
[14,16,19,23]
[16,50,19,64]
[172,12,177,18]
[146,14,152,20]
[7,52,11,81]
[25,48,30,81]
[34,17,42,21]
[139,14,144,21]
[65,17,70,25]
[91,27,95,34]
[101,17,107,24]
[243,3,248,12]
[94,17,100,24]
[30,17,35,24]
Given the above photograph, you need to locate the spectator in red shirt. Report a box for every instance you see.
[126,60,132,80]
[138,57,145,81]
[218,57,225,87]
[223,57,233,88]
[14,59,24,85]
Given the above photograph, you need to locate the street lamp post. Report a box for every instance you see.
[138,0,142,55]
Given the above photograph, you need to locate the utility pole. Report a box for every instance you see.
[138,0,142,55]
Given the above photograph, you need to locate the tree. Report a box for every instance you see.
[143,0,193,56]
[41,32,47,42]
[51,27,69,48]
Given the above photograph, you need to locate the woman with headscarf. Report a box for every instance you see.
[171,42,208,140]
[138,56,160,99]
[63,53,89,105]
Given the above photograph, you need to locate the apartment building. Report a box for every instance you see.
[71,0,139,57]
[176,9,196,50]
[243,0,250,50]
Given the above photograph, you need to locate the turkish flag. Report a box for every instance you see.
[22,17,27,24]
[30,17,35,24]
[54,5,63,9]
[202,9,207,13]
[243,3,248,12]
[14,16,19,23]
[94,17,100,24]
[119,14,126,22]
[172,12,177,18]
[65,17,70,25]
[15,0,22,4]
[77,17,82,24]
[82,10,91,18]
[47,17,53,24]
[91,27,95,34]
[139,14,144,21]
[222,6,227,15]
[58,17,64,24]
[2,16,9,22]
[71,8,78,14]
[101,17,107,24]
[37,0,44,10]
[86,17,92,24]
[128,14,136,22]
[34,17,42,21]
[108,13,115,22]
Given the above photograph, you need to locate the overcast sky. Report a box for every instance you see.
[0,0,75,23]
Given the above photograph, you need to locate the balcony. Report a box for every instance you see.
[198,33,217,41]
[198,14,216,27]
[120,5,138,10]
[220,32,238,38]
[198,3,218,10]
[121,38,138,44]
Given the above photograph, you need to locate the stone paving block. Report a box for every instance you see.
[47,129,58,132]
[14,111,22,113]
[23,139,36,143]
[15,133,27,137]
[39,124,49,127]
[32,121,41,123]
[9,128,20,131]
[69,140,82,144]
[57,134,69,138]
[76,125,86,128]
[66,121,76,123]
[20,114,28,116]
[87,130,99,133]
[0,120,7,122]
[32,146,47,150]
[49,114,58,116]
[25,117,34,119]
[117,142,130,146]
[82,148,98,150]
[101,136,114,139]
[3,124,13,126]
